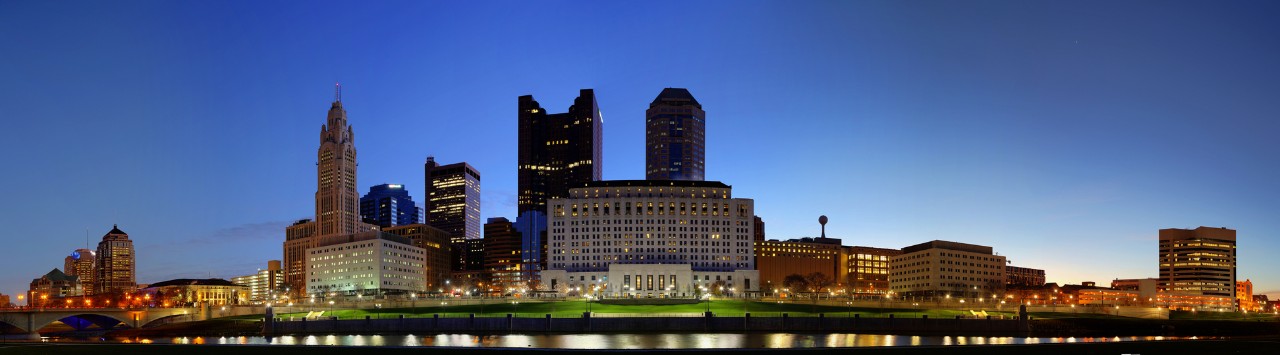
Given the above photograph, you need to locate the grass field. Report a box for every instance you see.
[253,300,1019,320]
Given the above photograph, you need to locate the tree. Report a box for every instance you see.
[709,281,727,296]
[783,274,809,295]
[805,272,834,294]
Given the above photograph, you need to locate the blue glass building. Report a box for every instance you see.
[360,184,422,228]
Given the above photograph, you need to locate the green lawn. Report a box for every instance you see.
[1168,310,1280,322]
[253,300,1018,320]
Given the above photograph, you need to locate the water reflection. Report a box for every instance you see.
[74,333,1208,349]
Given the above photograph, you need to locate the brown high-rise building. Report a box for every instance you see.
[1159,227,1236,297]
[517,89,602,216]
[64,248,95,295]
[283,87,375,296]
[483,217,523,291]
[94,225,135,295]
[646,88,705,181]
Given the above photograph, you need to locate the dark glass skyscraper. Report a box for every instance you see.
[360,183,422,228]
[646,88,705,181]
[517,89,602,216]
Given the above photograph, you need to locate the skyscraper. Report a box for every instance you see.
[360,183,422,228]
[517,89,601,278]
[646,88,705,181]
[517,89,602,216]
[424,156,481,271]
[94,225,135,295]
[1159,227,1236,297]
[283,86,374,295]
[315,87,362,237]
[64,248,95,295]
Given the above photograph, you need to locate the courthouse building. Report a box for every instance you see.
[541,180,759,298]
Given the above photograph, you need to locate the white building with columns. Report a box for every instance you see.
[541,180,759,298]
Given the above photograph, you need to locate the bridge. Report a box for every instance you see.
[0,307,205,337]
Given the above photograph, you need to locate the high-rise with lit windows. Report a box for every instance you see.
[517,89,602,216]
[283,86,378,295]
[424,156,481,271]
[517,89,602,279]
[1159,226,1236,297]
[646,88,705,181]
[64,248,95,295]
[94,225,135,294]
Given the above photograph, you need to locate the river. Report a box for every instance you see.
[64,333,1201,349]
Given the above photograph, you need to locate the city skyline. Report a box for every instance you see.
[2,0,1279,300]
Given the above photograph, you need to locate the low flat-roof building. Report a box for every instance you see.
[888,240,1006,298]
[143,279,248,306]
[231,260,284,304]
[382,224,453,290]
[755,238,842,293]
[306,231,427,297]
[1006,266,1045,287]
[844,246,901,295]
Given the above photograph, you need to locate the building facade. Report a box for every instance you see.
[94,225,135,295]
[305,231,427,296]
[844,246,901,295]
[64,248,95,295]
[542,180,758,298]
[29,269,83,300]
[144,279,248,306]
[517,89,602,216]
[1159,227,1236,297]
[515,210,548,281]
[483,217,525,291]
[283,90,378,296]
[645,88,705,181]
[231,260,284,304]
[753,216,765,242]
[360,183,422,228]
[1006,265,1047,287]
[1237,279,1257,311]
[754,238,841,293]
[382,224,453,291]
[888,240,1006,298]
[424,156,481,271]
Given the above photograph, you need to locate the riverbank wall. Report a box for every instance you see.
[263,313,1028,336]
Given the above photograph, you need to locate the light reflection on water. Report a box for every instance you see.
[147,334,1200,348]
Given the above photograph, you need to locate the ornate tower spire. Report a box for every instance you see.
[316,85,360,236]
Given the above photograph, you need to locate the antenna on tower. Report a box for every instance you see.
[335,82,342,102]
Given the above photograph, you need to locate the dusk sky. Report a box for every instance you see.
[2,0,1278,299]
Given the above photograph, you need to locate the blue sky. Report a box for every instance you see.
[2,0,1278,299]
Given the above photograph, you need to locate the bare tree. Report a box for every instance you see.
[805,272,834,294]
[783,274,809,295]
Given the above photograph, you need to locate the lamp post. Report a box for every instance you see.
[411,293,417,317]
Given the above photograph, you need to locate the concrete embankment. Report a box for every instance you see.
[264,314,1028,336]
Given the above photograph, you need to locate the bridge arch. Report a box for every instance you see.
[0,308,201,334]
